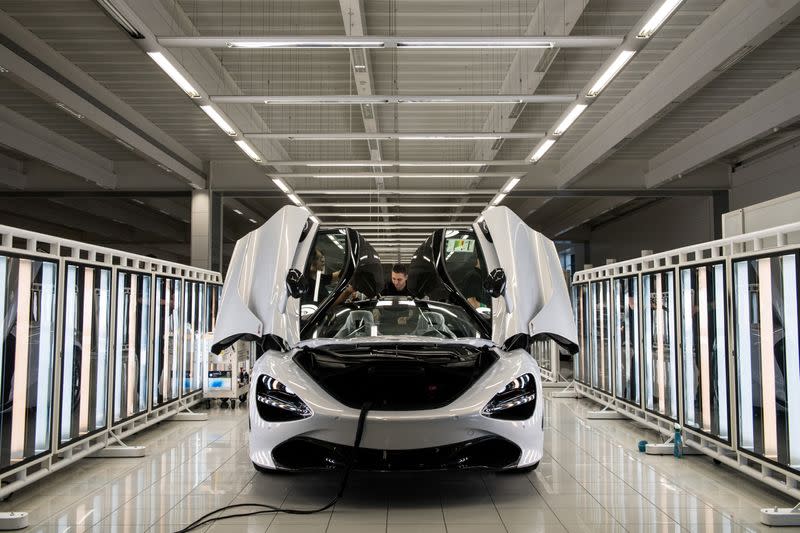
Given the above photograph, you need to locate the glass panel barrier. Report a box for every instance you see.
[206,284,221,333]
[182,281,205,394]
[60,263,112,446]
[681,263,729,442]
[113,271,151,423]
[614,276,640,405]
[643,271,678,419]
[573,283,590,385]
[0,255,57,472]
[735,253,800,471]
[531,338,552,372]
[153,277,182,407]
[590,280,613,394]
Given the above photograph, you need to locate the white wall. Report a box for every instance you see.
[587,196,714,266]
[729,140,800,209]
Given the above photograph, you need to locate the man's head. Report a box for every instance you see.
[391,263,408,291]
[311,248,326,272]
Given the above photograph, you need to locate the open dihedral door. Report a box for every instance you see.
[211,206,317,353]
[473,206,578,353]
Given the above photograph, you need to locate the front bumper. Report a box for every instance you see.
[248,346,544,470]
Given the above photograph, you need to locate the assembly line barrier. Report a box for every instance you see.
[0,224,221,498]
[572,221,800,500]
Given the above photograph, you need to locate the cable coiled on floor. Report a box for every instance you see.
[174,402,373,533]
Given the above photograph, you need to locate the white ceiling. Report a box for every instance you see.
[0,0,799,263]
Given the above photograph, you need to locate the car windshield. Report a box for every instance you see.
[305,298,487,340]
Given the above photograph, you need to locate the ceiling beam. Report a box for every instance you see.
[0,151,26,189]
[212,95,576,105]
[261,160,530,167]
[0,104,117,188]
[553,0,800,189]
[0,11,205,188]
[646,68,800,188]
[158,35,624,49]
[246,132,544,140]
[272,172,519,179]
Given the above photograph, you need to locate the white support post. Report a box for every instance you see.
[761,503,800,527]
[171,407,209,422]
[587,405,628,420]
[0,512,29,530]
[90,432,145,458]
[551,380,581,399]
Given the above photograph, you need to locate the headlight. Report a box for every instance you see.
[255,375,312,422]
[481,373,536,420]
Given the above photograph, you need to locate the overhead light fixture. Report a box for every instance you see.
[131,199,144,205]
[502,177,520,194]
[395,38,553,49]
[249,218,258,224]
[200,105,237,136]
[233,209,244,215]
[530,139,556,162]
[553,104,588,136]
[147,51,200,98]
[0,66,8,73]
[587,50,636,97]
[235,139,262,162]
[94,0,144,39]
[508,102,526,119]
[287,193,303,206]
[310,173,510,179]
[490,194,507,206]
[352,49,368,72]
[272,178,290,193]
[156,163,173,173]
[218,94,574,105]
[55,102,84,120]
[228,39,385,49]
[637,0,685,39]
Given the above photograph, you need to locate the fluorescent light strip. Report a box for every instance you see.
[553,104,588,136]
[233,209,243,215]
[235,139,262,162]
[587,50,636,97]
[638,0,684,39]
[287,193,303,206]
[272,178,291,193]
[249,218,258,224]
[502,177,520,194]
[147,52,200,98]
[229,39,386,48]
[530,139,556,162]
[491,193,507,205]
[200,105,237,136]
[305,162,486,168]
[55,102,84,119]
[311,173,497,179]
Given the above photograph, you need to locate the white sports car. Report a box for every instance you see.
[211,205,577,472]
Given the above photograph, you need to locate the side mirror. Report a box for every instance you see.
[286,269,307,298]
[483,268,507,298]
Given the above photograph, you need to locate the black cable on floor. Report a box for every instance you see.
[174,402,373,533]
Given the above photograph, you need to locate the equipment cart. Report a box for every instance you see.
[203,340,251,409]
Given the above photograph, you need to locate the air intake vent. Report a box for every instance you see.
[491,138,505,151]
[714,46,754,73]
[534,47,560,73]
[508,102,526,119]
[352,49,368,72]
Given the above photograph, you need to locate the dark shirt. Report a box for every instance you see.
[382,281,410,297]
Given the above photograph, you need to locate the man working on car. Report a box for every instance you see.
[382,263,410,296]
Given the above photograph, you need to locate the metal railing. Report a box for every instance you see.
[0,225,222,497]
[572,221,800,500]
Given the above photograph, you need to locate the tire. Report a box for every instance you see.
[231,400,236,409]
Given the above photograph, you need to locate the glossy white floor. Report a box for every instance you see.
[2,394,799,533]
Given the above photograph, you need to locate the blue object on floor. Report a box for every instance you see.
[638,440,647,452]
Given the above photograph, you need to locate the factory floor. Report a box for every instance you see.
[2,393,798,533]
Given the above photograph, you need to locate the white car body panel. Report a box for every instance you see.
[479,206,579,348]
[212,206,315,351]
[211,205,576,471]
[249,339,544,469]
